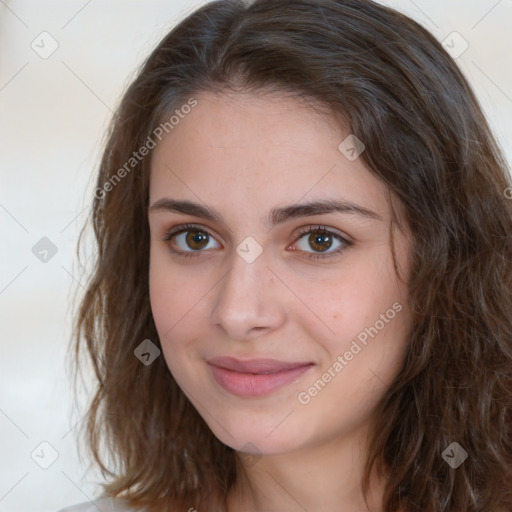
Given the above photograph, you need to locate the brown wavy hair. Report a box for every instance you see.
[72,0,512,510]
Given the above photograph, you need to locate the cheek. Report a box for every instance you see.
[148,249,202,332]
[148,265,194,381]
[148,249,215,380]
[307,254,409,376]
[300,303,409,435]
[149,261,187,372]
[300,252,403,332]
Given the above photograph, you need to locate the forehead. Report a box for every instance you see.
[149,91,391,222]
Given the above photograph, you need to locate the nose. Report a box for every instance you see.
[209,245,287,341]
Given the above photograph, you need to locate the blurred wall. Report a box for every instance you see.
[0,1,510,511]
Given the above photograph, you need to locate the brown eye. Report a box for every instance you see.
[293,226,352,260]
[163,224,221,256]
[184,229,210,250]
[307,231,334,252]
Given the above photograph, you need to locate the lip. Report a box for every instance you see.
[207,357,314,397]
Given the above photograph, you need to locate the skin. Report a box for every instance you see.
[148,90,412,512]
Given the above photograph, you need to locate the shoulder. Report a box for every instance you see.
[57,497,143,512]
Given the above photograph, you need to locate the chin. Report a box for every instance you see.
[203,408,314,455]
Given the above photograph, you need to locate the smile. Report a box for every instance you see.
[207,360,314,397]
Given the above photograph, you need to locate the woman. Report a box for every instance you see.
[61,0,512,510]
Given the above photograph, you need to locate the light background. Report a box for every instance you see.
[0,1,511,511]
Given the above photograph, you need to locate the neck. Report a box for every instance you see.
[225,426,387,512]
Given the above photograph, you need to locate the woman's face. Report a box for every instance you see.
[148,91,411,456]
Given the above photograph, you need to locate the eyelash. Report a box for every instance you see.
[162,223,353,261]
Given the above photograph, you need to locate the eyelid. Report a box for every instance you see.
[161,222,353,260]
[289,225,352,259]
[293,224,352,243]
[162,222,350,242]
[162,223,221,243]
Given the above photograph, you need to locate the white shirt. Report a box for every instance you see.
[57,497,144,512]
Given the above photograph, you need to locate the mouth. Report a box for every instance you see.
[207,356,314,397]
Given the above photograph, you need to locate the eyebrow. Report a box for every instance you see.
[148,198,383,227]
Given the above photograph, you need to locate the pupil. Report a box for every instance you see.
[310,232,331,252]
[187,230,208,250]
